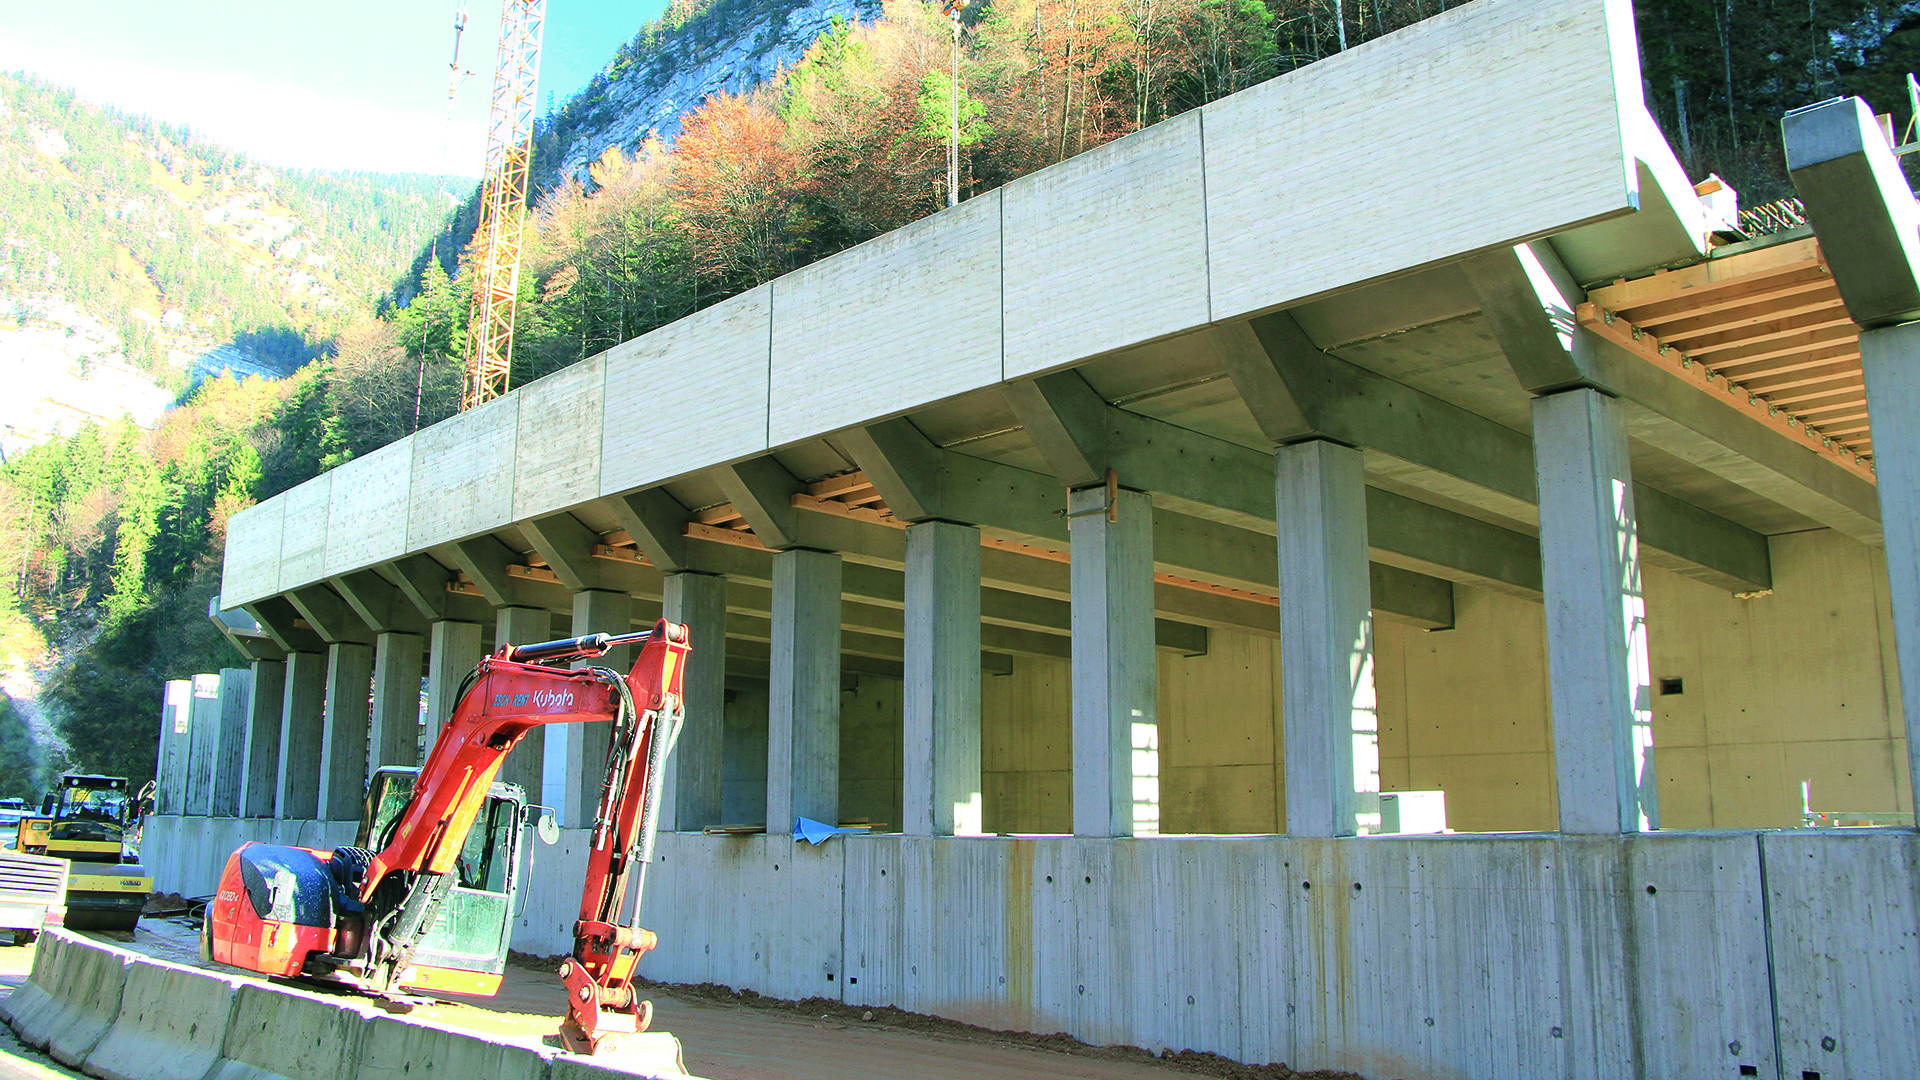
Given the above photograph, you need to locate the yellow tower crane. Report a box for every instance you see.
[462,0,547,411]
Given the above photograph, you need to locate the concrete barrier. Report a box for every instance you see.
[85,957,245,1080]
[550,1038,689,1080]
[355,1014,553,1080]
[0,929,135,1067]
[0,930,66,1045]
[209,981,381,1080]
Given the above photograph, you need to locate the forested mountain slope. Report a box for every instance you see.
[0,71,458,457]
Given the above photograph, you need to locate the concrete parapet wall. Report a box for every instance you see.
[138,819,1920,1077]
[87,958,245,1080]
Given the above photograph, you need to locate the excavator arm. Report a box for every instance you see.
[350,619,689,1032]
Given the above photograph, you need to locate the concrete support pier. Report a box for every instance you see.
[1276,440,1378,838]
[208,668,251,816]
[238,659,284,818]
[1070,486,1156,838]
[1532,388,1656,834]
[184,673,221,817]
[1860,323,1920,807]
[317,642,373,821]
[425,620,483,752]
[495,606,552,800]
[276,651,325,819]
[767,548,842,833]
[661,572,726,831]
[903,521,983,836]
[549,589,629,827]
[369,631,423,773]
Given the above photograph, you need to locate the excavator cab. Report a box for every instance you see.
[354,767,531,996]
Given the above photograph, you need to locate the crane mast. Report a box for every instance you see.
[462,0,547,411]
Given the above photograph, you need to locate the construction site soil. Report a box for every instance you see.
[64,915,1364,1080]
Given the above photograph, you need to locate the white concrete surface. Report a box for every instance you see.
[1070,489,1156,838]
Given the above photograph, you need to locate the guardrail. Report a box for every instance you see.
[0,930,692,1080]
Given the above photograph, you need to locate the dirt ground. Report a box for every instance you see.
[100,920,1363,1080]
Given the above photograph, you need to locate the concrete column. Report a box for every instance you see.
[207,668,252,816]
[1533,388,1656,834]
[548,590,629,828]
[660,572,726,832]
[156,680,192,815]
[239,660,285,819]
[767,549,841,833]
[903,521,982,836]
[184,673,221,816]
[1859,324,1920,813]
[1070,486,1157,838]
[495,607,551,801]
[276,651,326,820]
[369,632,424,775]
[318,642,373,822]
[1277,440,1379,838]
[426,620,484,754]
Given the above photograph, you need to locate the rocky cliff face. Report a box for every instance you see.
[539,0,881,184]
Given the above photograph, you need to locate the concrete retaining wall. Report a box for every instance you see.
[139,816,358,899]
[1,931,691,1080]
[139,817,1920,1078]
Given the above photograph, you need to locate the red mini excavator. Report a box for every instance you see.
[205,619,690,1061]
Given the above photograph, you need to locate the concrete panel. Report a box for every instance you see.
[276,474,332,593]
[1203,0,1634,322]
[405,393,518,551]
[600,286,771,495]
[208,668,251,817]
[321,436,413,578]
[220,494,284,606]
[511,354,605,522]
[1003,113,1208,379]
[768,195,1001,448]
[1764,830,1920,1080]
[239,660,284,819]
[1626,833,1777,1080]
[155,680,191,815]
[358,1015,554,1080]
[39,931,132,1067]
[212,981,380,1080]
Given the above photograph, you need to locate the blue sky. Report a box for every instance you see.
[0,0,667,176]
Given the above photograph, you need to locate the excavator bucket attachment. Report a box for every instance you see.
[559,1026,690,1076]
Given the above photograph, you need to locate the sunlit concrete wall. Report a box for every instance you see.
[969,528,1908,835]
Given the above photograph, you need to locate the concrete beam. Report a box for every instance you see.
[725,637,1014,679]
[207,600,286,662]
[448,535,562,610]
[1633,483,1772,593]
[331,569,429,635]
[1364,488,1544,598]
[1462,242,1600,395]
[522,512,623,593]
[241,597,324,655]
[608,490,693,573]
[1784,95,1920,328]
[286,585,373,645]
[837,418,948,523]
[380,554,457,622]
[1000,372,1109,487]
[715,458,805,550]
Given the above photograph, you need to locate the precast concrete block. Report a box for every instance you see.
[86,958,245,1080]
[211,981,381,1080]
[29,930,134,1067]
[0,931,65,1046]
[357,1014,554,1080]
